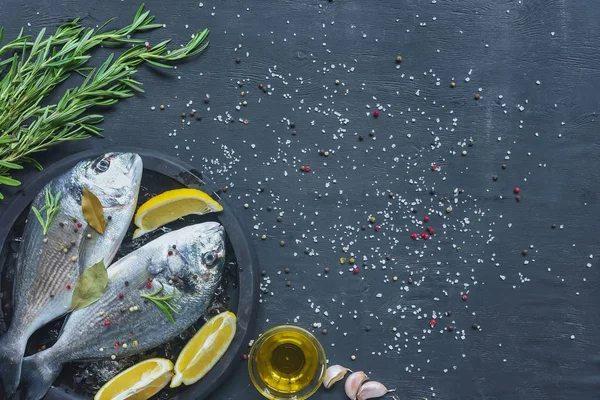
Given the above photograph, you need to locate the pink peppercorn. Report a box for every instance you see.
[373,110,379,117]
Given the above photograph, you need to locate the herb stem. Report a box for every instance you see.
[31,187,61,235]
[141,282,180,324]
[0,4,209,199]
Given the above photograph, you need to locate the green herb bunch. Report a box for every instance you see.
[0,4,209,199]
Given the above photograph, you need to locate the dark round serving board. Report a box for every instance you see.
[0,149,259,400]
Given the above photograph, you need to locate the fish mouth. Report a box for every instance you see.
[126,153,143,176]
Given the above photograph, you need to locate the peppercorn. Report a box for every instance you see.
[289,122,295,128]
[462,295,468,301]
[322,329,328,334]
[258,83,263,89]
[160,104,165,110]
[493,175,498,181]
[359,135,364,141]
[340,257,346,264]
[450,81,456,88]
[522,249,528,256]
[299,165,306,172]
[335,79,340,85]
[292,130,297,136]
[439,196,445,201]
[361,225,367,231]
[235,56,241,64]
[365,326,371,332]
[389,192,394,198]
[324,151,329,157]
[474,93,480,100]
[551,224,556,229]
[190,111,195,117]
[261,234,267,240]
[267,206,272,211]
[196,115,202,121]
[407,277,413,284]
[373,110,379,117]
[369,216,376,223]
[393,276,398,281]
[395,55,402,64]
[447,325,454,332]
[349,257,355,264]
[204,97,210,104]
[353,267,359,274]
[515,195,521,202]
[369,130,375,137]
[324,267,329,273]
[242,100,248,106]
[284,268,290,274]
[286,281,291,287]
[472,324,480,330]
[277,216,283,222]
[181,113,186,119]
[502,164,507,169]
[124,281,129,286]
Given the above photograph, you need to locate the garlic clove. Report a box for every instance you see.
[356,381,396,400]
[344,371,369,399]
[323,365,349,389]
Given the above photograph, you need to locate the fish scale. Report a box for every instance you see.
[0,152,142,398]
[20,222,226,400]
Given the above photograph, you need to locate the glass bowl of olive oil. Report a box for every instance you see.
[248,325,327,400]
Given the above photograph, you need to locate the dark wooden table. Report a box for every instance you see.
[2,0,599,399]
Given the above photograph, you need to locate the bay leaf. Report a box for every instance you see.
[82,186,106,234]
[70,259,108,312]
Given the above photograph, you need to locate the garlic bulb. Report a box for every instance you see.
[323,365,350,389]
[344,371,369,399]
[356,381,396,400]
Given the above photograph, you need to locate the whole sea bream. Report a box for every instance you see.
[0,152,143,397]
[20,222,226,400]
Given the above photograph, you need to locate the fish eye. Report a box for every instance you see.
[95,158,110,173]
[203,252,216,266]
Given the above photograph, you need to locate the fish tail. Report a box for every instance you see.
[0,330,27,397]
[20,350,63,400]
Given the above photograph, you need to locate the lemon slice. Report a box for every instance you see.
[133,188,223,239]
[170,311,237,388]
[94,358,173,400]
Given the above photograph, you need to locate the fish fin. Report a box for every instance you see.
[0,331,27,397]
[20,350,63,400]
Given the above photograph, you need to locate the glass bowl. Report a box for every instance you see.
[248,325,327,400]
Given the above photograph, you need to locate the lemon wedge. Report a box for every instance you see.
[170,311,237,388]
[133,188,223,239]
[94,358,173,400]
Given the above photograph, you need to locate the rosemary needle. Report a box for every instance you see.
[31,187,61,235]
[0,4,209,199]
[141,282,181,324]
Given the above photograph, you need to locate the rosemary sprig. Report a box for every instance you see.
[31,187,61,235]
[141,281,181,324]
[0,4,210,199]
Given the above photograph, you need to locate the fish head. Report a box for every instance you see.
[168,222,226,285]
[76,152,143,208]
[72,153,143,268]
[195,222,226,274]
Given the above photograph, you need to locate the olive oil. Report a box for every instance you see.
[254,329,321,396]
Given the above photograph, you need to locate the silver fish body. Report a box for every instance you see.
[20,222,226,400]
[0,152,143,396]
